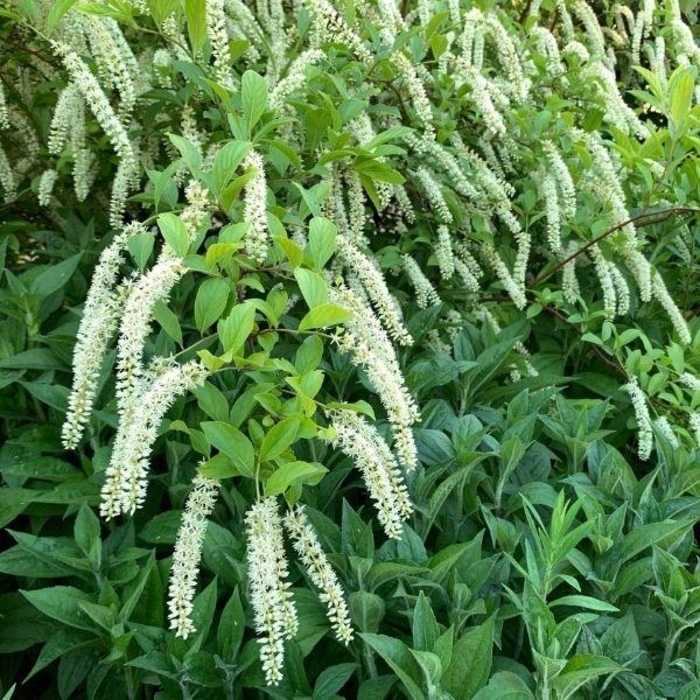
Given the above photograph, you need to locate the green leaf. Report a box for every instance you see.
[275,236,305,267]
[198,453,238,480]
[265,460,327,496]
[58,644,96,699]
[201,421,255,478]
[242,70,268,132]
[0,348,66,370]
[147,0,179,24]
[350,591,384,633]
[472,671,535,700]
[21,587,93,631]
[360,634,424,700]
[73,505,100,561]
[551,655,621,700]
[313,663,358,700]
[669,67,694,134]
[212,140,251,196]
[184,0,207,54]
[442,617,494,699]
[260,417,301,462]
[295,335,324,374]
[158,212,190,257]
[409,649,442,689]
[46,0,80,34]
[218,587,245,662]
[168,133,203,175]
[189,578,218,649]
[549,595,619,612]
[218,301,256,356]
[128,231,154,269]
[195,277,230,333]
[307,217,337,271]
[153,299,182,345]
[294,268,329,309]
[30,253,82,297]
[138,511,183,544]
[298,303,352,331]
[193,381,229,421]
[412,591,439,652]
[620,520,694,564]
[26,628,93,682]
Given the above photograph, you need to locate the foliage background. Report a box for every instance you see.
[1,0,700,698]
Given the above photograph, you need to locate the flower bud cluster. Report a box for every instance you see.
[415,166,452,224]
[689,414,700,446]
[306,0,372,64]
[246,497,298,686]
[403,254,441,308]
[484,14,528,101]
[243,150,269,264]
[609,264,630,316]
[336,235,412,345]
[392,51,435,139]
[435,225,455,281]
[85,16,137,115]
[48,84,84,156]
[651,272,691,345]
[542,141,576,220]
[206,0,235,89]
[572,0,608,63]
[483,241,527,310]
[51,41,137,186]
[584,62,649,138]
[589,244,617,318]
[284,506,353,644]
[463,67,507,136]
[624,376,653,460]
[38,169,58,207]
[168,474,219,639]
[0,82,8,131]
[102,360,209,518]
[531,26,564,75]
[332,285,420,470]
[270,49,325,111]
[62,225,135,450]
[654,416,679,448]
[541,173,562,253]
[328,409,413,538]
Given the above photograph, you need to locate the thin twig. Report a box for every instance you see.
[531,206,700,288]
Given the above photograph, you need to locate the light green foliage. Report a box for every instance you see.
[1,0,700,697]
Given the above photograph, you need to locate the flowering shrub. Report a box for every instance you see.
[1,0,700,698]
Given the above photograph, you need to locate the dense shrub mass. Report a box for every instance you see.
[1,0,700,697]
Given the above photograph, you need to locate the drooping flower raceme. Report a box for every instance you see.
[62,224,136,450]
[246,497,298,686]
[243,150,269,264]
[328,409,413,539]
[101,360,209,518]
[168,474,219,639]
[403,254,441,308]
[331,285,420,470]
[624,376,653,460]
[336,234,412,345]
[284,505,353,644]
